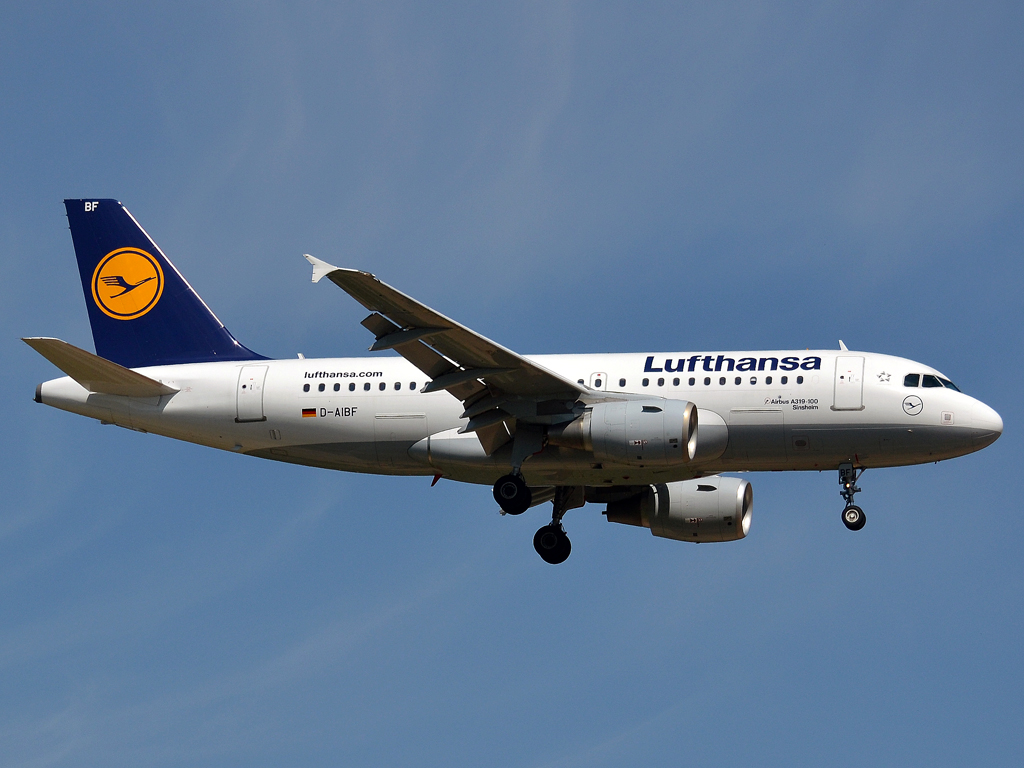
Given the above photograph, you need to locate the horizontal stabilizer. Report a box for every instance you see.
[23,337,178,397]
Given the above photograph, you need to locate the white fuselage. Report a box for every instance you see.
[37,350,1003,488]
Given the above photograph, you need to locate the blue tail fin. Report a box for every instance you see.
[64,199,265,368]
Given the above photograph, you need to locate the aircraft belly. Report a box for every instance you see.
[777,424,976,469]
[721,408,787,467]
[247,441,429,475]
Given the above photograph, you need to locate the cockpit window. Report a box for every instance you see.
[939,377,961,392]
[903,374,920,387]
[922,374,943,388]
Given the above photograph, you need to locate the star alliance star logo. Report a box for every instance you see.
[877,371,891,383]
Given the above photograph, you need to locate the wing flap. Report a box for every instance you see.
[23,337,178,397]
[359,312,485,401]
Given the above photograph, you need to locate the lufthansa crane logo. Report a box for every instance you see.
[91,248,164,320]
[903,395,923,416]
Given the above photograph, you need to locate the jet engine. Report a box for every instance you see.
[604,476,752,543]
[548,399,697,466]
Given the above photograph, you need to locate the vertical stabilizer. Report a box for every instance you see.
[64,199,265,368]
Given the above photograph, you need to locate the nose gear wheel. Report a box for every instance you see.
[838,463,866,531]
[842,504,866,531]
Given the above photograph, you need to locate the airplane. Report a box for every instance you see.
[25,199,1003,564]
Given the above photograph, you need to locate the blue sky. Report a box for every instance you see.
[1,2,1022,766]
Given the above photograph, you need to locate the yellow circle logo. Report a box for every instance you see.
[91,248,164,320]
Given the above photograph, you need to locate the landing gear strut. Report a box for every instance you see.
[533,486,584,564]
[839,462,866,531]
[493,429,544,516]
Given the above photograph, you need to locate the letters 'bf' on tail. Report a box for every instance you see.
[64,199,265,369]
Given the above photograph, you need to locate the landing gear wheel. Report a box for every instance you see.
[533,524,571,564]
[842,505,866,531]
[493,474,531,515]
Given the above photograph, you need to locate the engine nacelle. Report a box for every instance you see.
[604,477,752,543]
[549,399,697,467]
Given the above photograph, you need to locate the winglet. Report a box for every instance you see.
[23,337,178,397]
[304,254,340,284]
[839,340,849,351]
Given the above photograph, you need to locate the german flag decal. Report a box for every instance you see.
[301,408,317,418]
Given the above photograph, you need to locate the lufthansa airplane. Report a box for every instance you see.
[26,200,1003,563]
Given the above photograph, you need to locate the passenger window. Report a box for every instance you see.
[797,376,803,384]
[672,378,679,386]
[688,377,695,386]
[577,379,584,385]
[379,382,386,391]
[349,383,355,391]
[364,382,371,391]
[750,377,757,385]
[642,378,649,387]
[922,374,943,388]
[719,377,726,385]
[781,376,788,384]
[704,377,711,385]
[594,379,602,388]
[303,383,310,392]
[766,376,772,385]
[940,378,961,392]
[904,374,920,387]
[735,377,741,385]
[410,382,416,390]
[394,382,401,390]
[318,383,325,392]
[657,378,664,386]
[334,383,341,391]
[619,378,626,387]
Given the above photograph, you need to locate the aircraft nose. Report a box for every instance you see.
[971,400,1003,449]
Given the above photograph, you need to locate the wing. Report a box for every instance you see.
[305,256,593,454]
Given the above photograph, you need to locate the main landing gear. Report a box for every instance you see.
[493,428,546,517]
[493,473,531,516]
[839,462,866,531]
[532,486,584,565]
[494,475,583,564]
[534,524,571,565]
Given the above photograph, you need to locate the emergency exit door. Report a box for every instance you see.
[236,365,268,422]
[833,356,864,411]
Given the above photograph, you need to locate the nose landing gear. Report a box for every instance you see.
[839,462,866,531]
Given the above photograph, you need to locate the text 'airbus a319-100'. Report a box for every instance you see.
[25,200,1003,563]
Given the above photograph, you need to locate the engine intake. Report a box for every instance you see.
[549,399,697,466]
[605,477,752,543]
